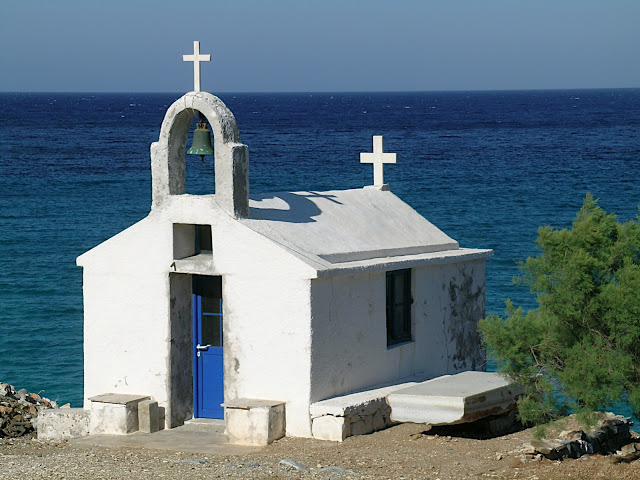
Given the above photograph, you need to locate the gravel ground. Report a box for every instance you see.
[1,422,639,479]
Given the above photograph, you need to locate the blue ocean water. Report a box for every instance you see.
[1,90,639,417]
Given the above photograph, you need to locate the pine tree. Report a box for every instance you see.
[479,194,640,426]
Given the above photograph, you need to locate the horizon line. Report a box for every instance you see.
[1,86,639,95]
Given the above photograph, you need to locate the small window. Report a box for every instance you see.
[173,223,212,259]
[386,269,412,347]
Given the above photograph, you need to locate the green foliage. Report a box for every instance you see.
[479,194,640,427]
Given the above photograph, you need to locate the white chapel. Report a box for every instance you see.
[58,43,495,444]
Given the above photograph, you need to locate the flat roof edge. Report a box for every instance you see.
[314,248,493,278]
[318,242,460,263]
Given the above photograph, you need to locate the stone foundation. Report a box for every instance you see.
[310,382,418,442]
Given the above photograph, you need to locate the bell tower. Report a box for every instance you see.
[149,42,249,218]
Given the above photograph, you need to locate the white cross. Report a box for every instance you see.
[183,41,211,92]
[360,135,396,186]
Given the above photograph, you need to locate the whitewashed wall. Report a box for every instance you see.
[214,220,316,438]
[221,274,312,437]
[79,199,318,435]
[309,259,487,403]
[79,217,176,420]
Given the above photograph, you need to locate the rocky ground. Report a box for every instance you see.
[1,418,639,479]
[0,383,57,438]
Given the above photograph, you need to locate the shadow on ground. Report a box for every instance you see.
[421,411,528,440]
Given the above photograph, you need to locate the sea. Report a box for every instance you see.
[1,89,639,421]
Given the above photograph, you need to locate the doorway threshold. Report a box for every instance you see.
[186,417,225,427]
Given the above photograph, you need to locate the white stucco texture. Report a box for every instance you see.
[221,271,313,437]
[310,259,487,404]
[78,217,173,413]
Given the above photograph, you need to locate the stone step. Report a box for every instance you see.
[88,393,151,435]
[222,398,285,446]
[387,371,523,425]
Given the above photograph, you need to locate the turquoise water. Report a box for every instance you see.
[1,90,639,420]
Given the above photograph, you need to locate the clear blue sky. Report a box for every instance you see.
[2,0,639,92]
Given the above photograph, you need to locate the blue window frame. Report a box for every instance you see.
[386,269,412,347]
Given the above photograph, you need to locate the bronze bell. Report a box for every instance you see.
[187,113,214,163]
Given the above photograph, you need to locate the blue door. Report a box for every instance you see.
[193,275,224,419]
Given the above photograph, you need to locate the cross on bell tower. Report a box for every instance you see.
[183,41,211,92]
[360,135,397,187]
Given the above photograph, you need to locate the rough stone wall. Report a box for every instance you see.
[446,261,486,372]
[311,399,395,442]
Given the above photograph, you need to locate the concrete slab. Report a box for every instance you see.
[308,381,424,441]
[88,394,150,405]
[222,398,284,410]
[387,371,523,425]
[69,419,261,455]
[310,381,417,418]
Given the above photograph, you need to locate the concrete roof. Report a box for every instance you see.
[242,187,459,264]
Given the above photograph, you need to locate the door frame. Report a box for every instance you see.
[192,275,224,419]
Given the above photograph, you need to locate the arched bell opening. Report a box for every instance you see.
[185,110,216,195]
[151,91,249,218]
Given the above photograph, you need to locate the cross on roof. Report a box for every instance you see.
[183,41,211,92]
[360,135,396,186]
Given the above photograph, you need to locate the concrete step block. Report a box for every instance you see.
[138,400,159,433]
[88,393,150,435]
[222,398,285,446]
[37,408,90,441]
[312,415,350,442]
